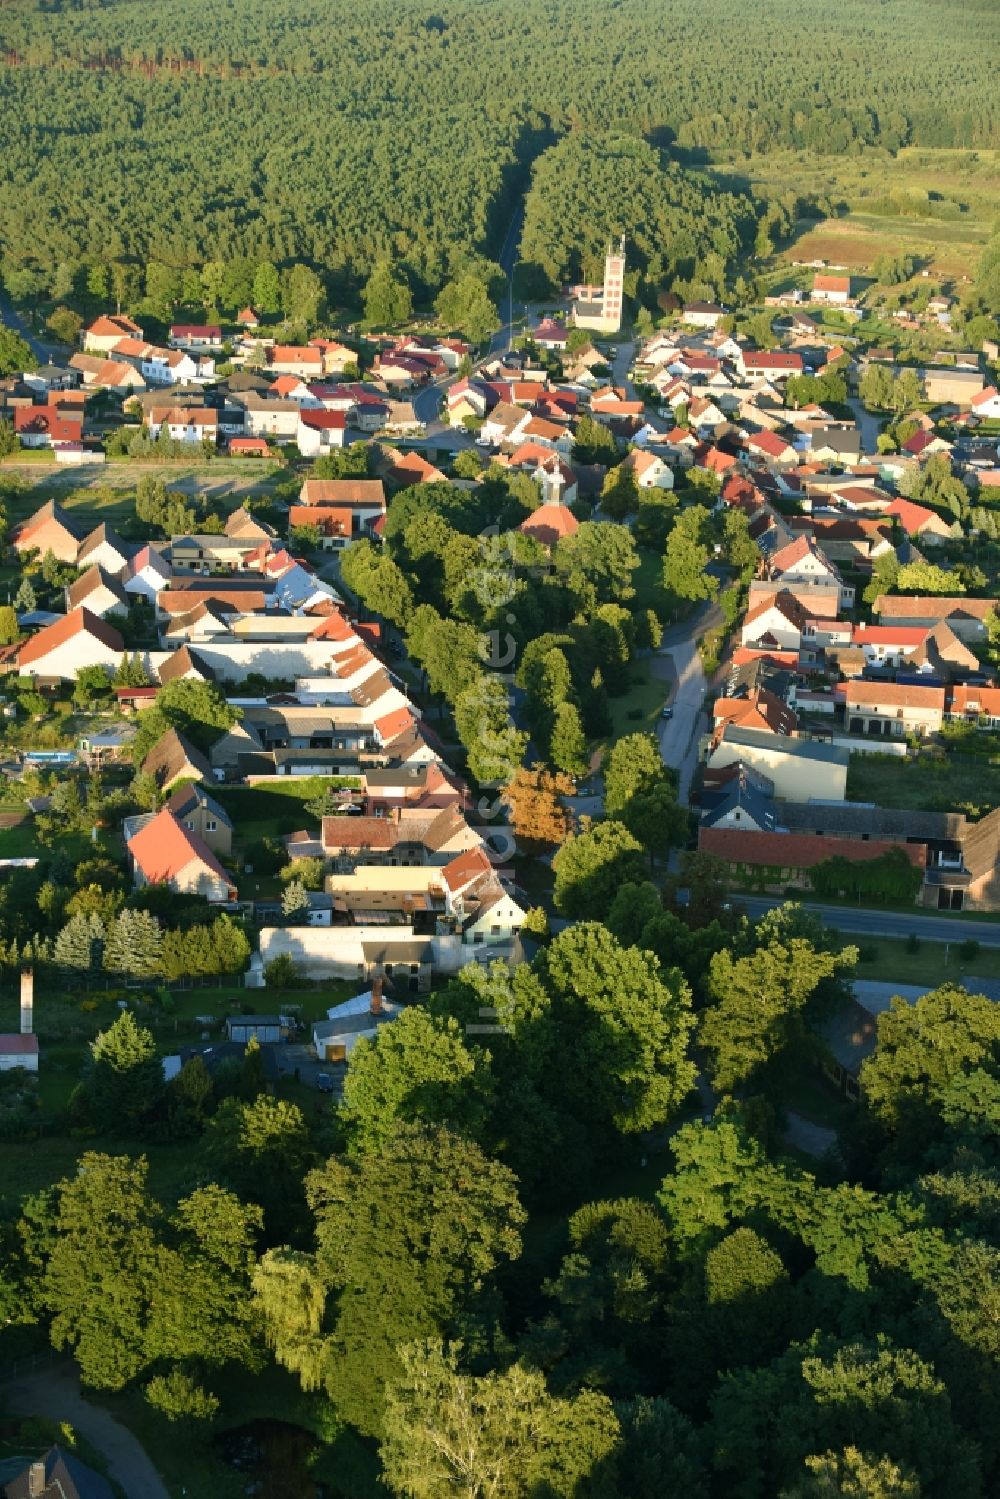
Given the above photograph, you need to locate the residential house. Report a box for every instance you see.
[12,500,83,563]
[844,681,946,739]
[808,427,863,465]
[741,590,812,650]
[146,406,218,444]
[169,324,223,350]
[17,608,123,681]
[12,405,83,449]
[971,386,1000,420]
[83,313,144,352]
[77,522,132,574]
[738,350,804,382]
[126,806,236,902]
[532,317,569,351]
[767,533,854,609]
[69,353,145,391]
[233,394,302,441]
[121,544,171,603]
[297,479,386,535]
[747,429,799,468]
[713,689,797,736]
[874,594,999,642]
[295,409,347,456]
[384,450,447,488]
[268,345,324,379]
[3,1444,114,1499]
[884,498,955,545]
[683,301,725,328]
[812,274,851,306]
[166,781,233,856]
[65,566,129,619]
[621,449,674,490]
[141,726,213,790]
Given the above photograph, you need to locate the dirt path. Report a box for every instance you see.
[4,1365,170,1499]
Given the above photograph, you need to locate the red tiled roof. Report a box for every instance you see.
[813,275,850,294]
[885,498,950,534]
[374,705,416,745]
[441,846,494,892]
[520,502,579,547]
[749,430,795,459]
[700,825,925,871]
[128,807,233,887]
[299,409,347,431]
[743,351,804,372]
[13,406,83,442]
[18,606,123,667]
[299,479,385,508]
[713,690,797,736]
[845,681,946,711]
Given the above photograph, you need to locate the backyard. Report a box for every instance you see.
[846,746,1000,818]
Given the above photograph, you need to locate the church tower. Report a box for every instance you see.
[601,236,625,332]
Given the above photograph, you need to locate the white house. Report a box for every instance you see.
[169,324,224,351]
[971,386,1000,421]
[17,607,124,681]
[122,544,172,603]
[147,406,219,444]
[812,274,851,306]
[622,449,674,490]
[295,409,348,456]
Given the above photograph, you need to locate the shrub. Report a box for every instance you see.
[857,943,879,964]
[959,938,980,962]
[905,933,920,954]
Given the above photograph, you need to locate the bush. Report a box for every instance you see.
[145,1370,220,1422]
[905,933,920,954]
[857,943,879,964]
[959,938,980,962]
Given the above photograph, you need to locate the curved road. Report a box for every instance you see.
[4,1365,169,1499]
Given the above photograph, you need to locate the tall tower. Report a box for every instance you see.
[601,236,626,332]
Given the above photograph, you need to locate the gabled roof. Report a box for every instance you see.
[700,825,924,871]
[713,689,797,736]
[66,565,128,612]
[299,478,386,508]
[86,313,142,338]
[157,644,216,684]
[167,780,233,829]
[142,726,214,786]
[77,521,132,565]
[15,498,84,546]
[4,1443,113,1499]
[18,606,123,667]
[441,845,494,893]
[127,806,234,887]
[845,681,946,711]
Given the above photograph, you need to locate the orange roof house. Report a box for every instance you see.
[126,807,236,902]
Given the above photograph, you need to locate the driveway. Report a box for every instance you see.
[4,1365,169,1499]
[0,293,52,365]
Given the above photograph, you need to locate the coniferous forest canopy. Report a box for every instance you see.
[0,0,999,300]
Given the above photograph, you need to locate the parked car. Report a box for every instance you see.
[315,1073,335,1093]
[661,705,674,719]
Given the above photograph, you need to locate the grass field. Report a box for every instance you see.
[718,145,1000,281]
[845,748,1000,818]
[851,934,1000,989]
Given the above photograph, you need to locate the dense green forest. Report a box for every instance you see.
[1,0,999,301]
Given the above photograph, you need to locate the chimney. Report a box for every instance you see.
[28,1460,46,1498]
[370,975,384,1016]
[20,967,33,1036]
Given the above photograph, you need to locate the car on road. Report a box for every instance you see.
[315,1073,335,1093]
[661,705,674,719]
[475,436,493,449]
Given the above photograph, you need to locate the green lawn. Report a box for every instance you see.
[633,546,672,620]
[851,935,1000,989]
[602,672,667,750]
[214,780,358,840]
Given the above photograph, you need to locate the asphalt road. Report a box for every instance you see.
[655,599,722,803]
[738,895,1000,947]
[0,293,51,364]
